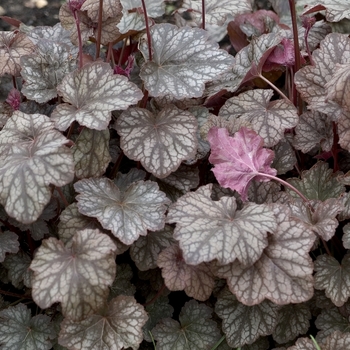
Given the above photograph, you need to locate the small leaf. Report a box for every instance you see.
[178,0,252,26]
[139,23,235,99]
[157,244,215,301]
[167,184,277,266]
[287,162,345,201]
[59,296,148,350]
[314,254,350,307]
[0,111,74,223]
[130,225,175,271]
[74,177,170,245]
[152,300,221,350]
[215,287,279,348]
[208,127,277,201]
[271,136,297,175]
[0,31,34,76]
[303,1,350,22]
[0,230,19,262]
[109,264,136,298]
[219,89,299,147]
[0,303,56,350]
[3,251,32,288]
[30,229,117,321]
[51,62,143,131]
[116,105,198,178]
[72,128,111,178]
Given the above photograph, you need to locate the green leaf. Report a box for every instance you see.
[215,287,279,348]
[59,296,148,350]
[0,303,56,350]
[109,263,136,298]
[152,300,221,349]
[30,229,117,321]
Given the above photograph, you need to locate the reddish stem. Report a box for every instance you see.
[143,284,166,307]
[140,0,152,61]
[0,289,32,299]
[202,0,205,29]
[73,10,83,68]
[95,0,103,60]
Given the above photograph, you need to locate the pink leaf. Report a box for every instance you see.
[208,127,277,201]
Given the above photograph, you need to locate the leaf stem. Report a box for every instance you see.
[149,331,157,349]
[141,0,152,62]
[143,284,166,307]
[321,237,332,256]
[210,335,225,350]
[110,151,124,179]
[202,0,206,30]
[118,37,127,66]
[55,186,70,207]
[258,74,291,102]
[310,335,322,350]
[0,289,32,299]
[95,0,103,60]
[73,10,84,69]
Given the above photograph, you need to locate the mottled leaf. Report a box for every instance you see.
[0,111,74,224]
[82,0,122,22]
[109,264,136,298]
[343,223,350,248]
[73,128,111,179]
[21,40,77,103]
[152,300,221,350]
[139,23,235,99]
[215,287,279,348]
[217,207,316,305]
[3,251,32,288]
[26,23,73,46]
[303,1,350,22]
[293,111,333,153]
[167,184,277,266]
[208,127,277,201]
[322,331,350,349]
[0,231,19,262]
[219,89,298,147]
[130,225,175,271]
[52,62,143,131]
[114,168,146,192]
[158,244,215,301]
[118,0,165,33]
[116,105,198,178]
[30,229,117,321]
[314,254,350,307]
[271,136,297,175]
[59,296,148,350]
[272,303,311,344]
[0,303,55,350]
[287,162,345,201]
[286,337,315,350]
[74,177,170,245]
[0,31,34,76]
[178,0,252,26]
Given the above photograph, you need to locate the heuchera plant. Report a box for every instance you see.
[1,0,350,349]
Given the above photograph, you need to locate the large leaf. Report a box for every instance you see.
[116,105,198,178]
[178,0,252,26]
[322,331,350,350]
[0,111,74,224]
[0,303,56,350]
[58,296,148,350]
[72,128,111,179]
[314,254,350,307]
[21,40,78,103]
[219,89,298,147]
[0,31,34,76]
[216,206,316,305]
[152,300,221,350]
[215,287,279,348]
[139,23,235,99]
[167,184,277,266]
[30,229,117,321]
[208,127,277,201]
[74,177,170,245]
[51,62,143,131]
[157,244,215,301]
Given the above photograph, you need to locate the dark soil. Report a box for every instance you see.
[0,0,61,31]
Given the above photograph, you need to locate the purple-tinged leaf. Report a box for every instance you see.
[217,206,316,305]
[286,337,315,350]
[109,264,136,298]
[52,62,143,131]
[314,254,350,307]
[167,184,277,266]
[82,0,122,22]
[322,331,350,349]
[215,287,279,348]
[116,105,198,178]
[139,23,235,99]
[271,136,297,175]
[0,231,19,263]
[157,244,215,301]
[0,31,35,76]
[72,128,111,179]
[0,111,74,224]
[152,300,221,350]
[59,296,148,350]
[0,303,56,350]
[219,89,298,147]
[30,229,117,321]
[130,225,175,271]
[303,1,350,22]
[208,127,277,201]
[74,178,170,245]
